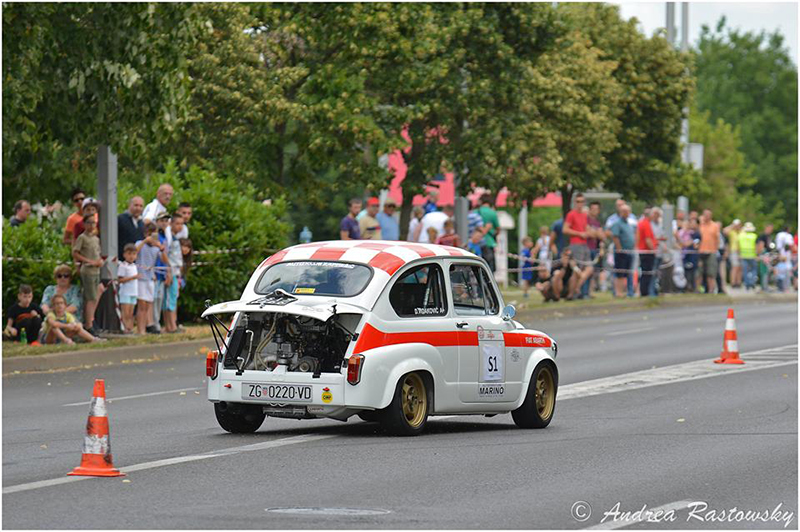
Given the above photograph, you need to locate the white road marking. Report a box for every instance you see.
[605,326,655,337]
[3,434,334,495]
[560,345,797,401]
[584,500,693,530]
[63,387,203,406]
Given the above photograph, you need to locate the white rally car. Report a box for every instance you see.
[202,240,558,436]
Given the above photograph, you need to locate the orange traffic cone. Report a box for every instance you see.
[68,379,125,477]
[714,308,745,365]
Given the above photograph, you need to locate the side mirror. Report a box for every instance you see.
[501,304,516,321]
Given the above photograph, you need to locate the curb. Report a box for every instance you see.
[2,338,213,375]
[514,293,796,322]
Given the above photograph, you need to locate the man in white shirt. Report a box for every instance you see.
[418,205,454,243]
[142,184,174,225]
[775,226,794,254]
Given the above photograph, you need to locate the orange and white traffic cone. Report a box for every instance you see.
[68,379,125,477]
[714,308,745,365]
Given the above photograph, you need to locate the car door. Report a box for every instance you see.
[448,262,517,405]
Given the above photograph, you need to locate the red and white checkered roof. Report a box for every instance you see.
[259,240,476,276]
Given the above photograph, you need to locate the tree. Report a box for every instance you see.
[2,3,205,208]
[562,4,696,206]
[694,18,797,227]
[524,25,622,218]
[687,109,783,227]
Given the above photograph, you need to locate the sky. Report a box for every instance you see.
[613,2,798,64]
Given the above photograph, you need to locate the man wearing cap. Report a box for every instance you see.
[739,222,758,290]
[72,198,100,240]
[723,219,742,288]
[359,198,382,240]
[376,198,399,241]
[142,183,174,225]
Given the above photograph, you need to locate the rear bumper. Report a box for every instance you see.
[208,369,347,408]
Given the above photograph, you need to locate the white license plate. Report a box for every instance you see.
[242,383,312,403]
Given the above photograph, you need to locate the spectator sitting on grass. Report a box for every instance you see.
[536,248,582,302]
[41,264,83,319]
[9,200,31,227]
[40,294,103,344]
[4,284,43,344]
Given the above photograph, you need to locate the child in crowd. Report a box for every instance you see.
[775,244,794,292]
[135,222,167,335]
[436,219,462,247]
[426,226,439,245]
[71,213,104,335]
[520,236,535,298]
[179,238,193,289]
[4,284,43,345]
[533,225,552,278]
[468,229,484,257]
[41,294,101,344]
[162,213,185,333]
[117,243,140,332]
[152,212,172,333]
[72,198,99,240]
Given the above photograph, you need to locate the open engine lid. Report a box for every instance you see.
[201,291,364,322]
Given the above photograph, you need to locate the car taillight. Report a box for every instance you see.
[206,350,218,379]
[347,355,364,385]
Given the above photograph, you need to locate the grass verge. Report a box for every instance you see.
[2,324,212,358]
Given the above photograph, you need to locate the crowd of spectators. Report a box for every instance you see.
[521,198,798,302]
[339,191,501,271]
[5,184,194,344]
[336,191,798,301]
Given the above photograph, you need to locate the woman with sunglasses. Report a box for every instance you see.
[63,188,87,246]
[40,264,84,320]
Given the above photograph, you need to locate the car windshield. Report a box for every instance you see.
[255,261,373,297]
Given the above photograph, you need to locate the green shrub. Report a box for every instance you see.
[2,217,72,311]
[118,161,291,320]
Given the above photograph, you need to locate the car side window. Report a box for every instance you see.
[480,267,500,315]
[389,264,447,318]
[449,264,487,316]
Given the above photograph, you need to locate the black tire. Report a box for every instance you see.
[378,372,430,436]
[214,402,266,433]
[357,411,379,423]
[512,363,557,429]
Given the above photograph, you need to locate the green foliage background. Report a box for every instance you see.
[1,218,72,315]
[693,18,797,228]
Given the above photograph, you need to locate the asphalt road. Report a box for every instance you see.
[3,301,797,529]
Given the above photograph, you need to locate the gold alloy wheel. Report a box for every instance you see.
[535,366,555,420]
[401,373,427,427]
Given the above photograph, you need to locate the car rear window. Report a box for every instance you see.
[255,261,373,297]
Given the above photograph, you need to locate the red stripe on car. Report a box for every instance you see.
[503,332,552,348]
[354,323,479,353]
